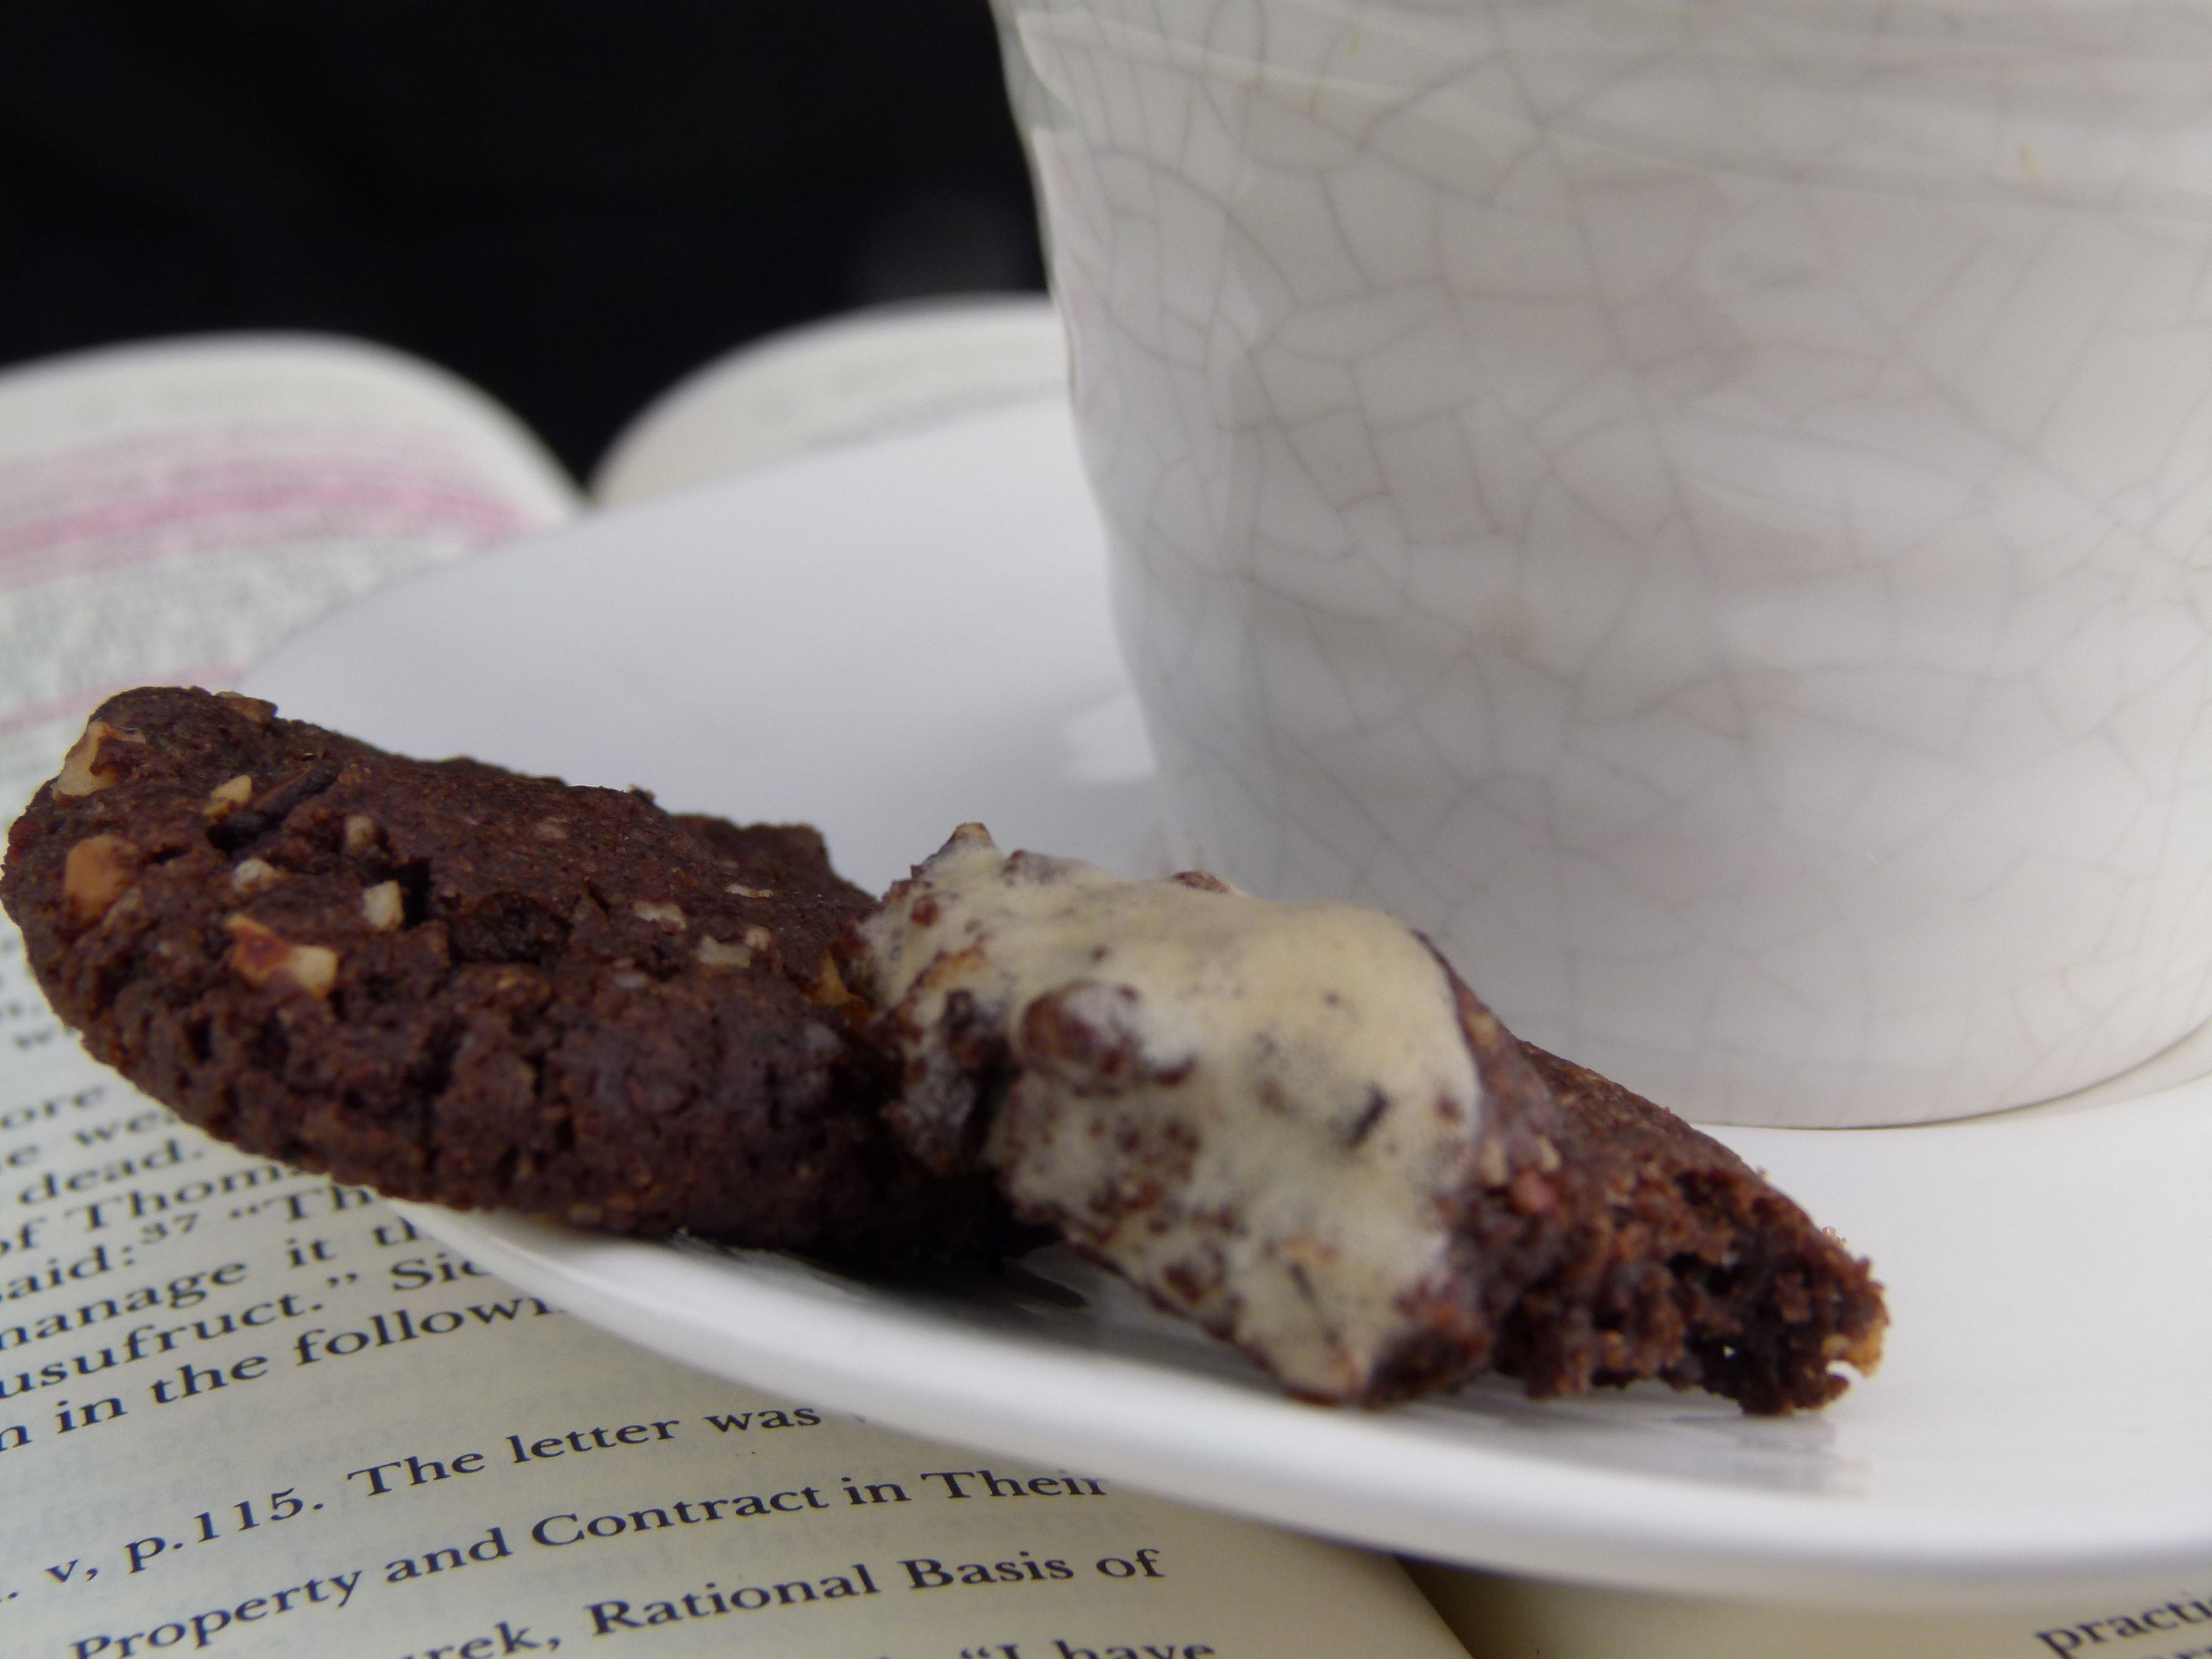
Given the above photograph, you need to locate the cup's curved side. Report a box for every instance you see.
[996,0,2212,1125]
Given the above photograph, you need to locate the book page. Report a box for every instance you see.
[1412,1559,2212,1659]
[0,925,1474,1659]
[590,299,1067,507]
[0,334,579,817]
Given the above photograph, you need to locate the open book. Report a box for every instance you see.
[0,321,2171,1658]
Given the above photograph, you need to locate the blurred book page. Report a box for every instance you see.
[1412,1561,2212,1659]
[592,298,1066,506]
[0,334,578,817]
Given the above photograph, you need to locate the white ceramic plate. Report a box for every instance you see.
[244,397,2212,1610]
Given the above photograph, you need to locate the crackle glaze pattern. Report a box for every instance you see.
[994,0,2212,1124]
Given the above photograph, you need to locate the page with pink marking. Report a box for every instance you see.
[0,334,579,818]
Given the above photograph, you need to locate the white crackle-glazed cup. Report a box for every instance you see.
[993,0,2212,1126]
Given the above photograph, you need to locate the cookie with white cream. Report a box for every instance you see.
[852,825,1574,1403]
[851,825,1887,1412]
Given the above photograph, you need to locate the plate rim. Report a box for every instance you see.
[391,1199,2212,1611]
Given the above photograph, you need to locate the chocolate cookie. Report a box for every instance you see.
[849,826,1885,1413]
[2,687,1016,1263]
[1486,1045,1886,1413]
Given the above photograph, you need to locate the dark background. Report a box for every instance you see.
[0,1,1045,475]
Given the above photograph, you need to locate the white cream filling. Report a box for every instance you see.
[857,824,1486,1399]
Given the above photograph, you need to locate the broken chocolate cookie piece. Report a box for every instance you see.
[3,687,1017,1264]
[849,825,1885,1412]
[1491,1046,1887,1414]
